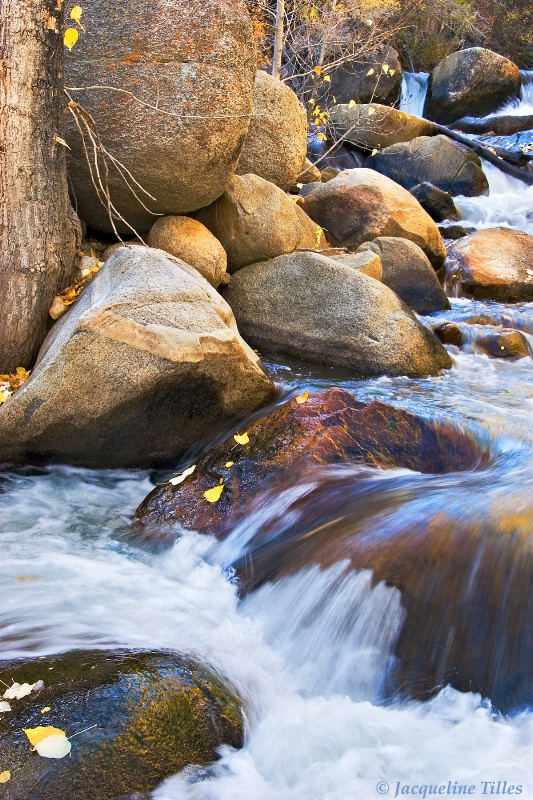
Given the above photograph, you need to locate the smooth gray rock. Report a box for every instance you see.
[367,135,489,197]
[424,48,521,124]
[223,251,452,378]
[0,248,276,469]
[357,237,451,313]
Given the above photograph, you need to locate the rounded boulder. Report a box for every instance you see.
[223,251,452,378]
[236,70,308,191]
[297,168,447,268]
[65,0,256,233]
[147,216,228,287]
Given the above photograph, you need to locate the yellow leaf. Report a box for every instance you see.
[295,390,309,404]
[317,133,327,141]
[389,69,396,76]
[23,726,66,747]
[323,75,331,83]
[35,734,71,759]
[64,27,78,51]
[382,63,389,73]
[70,5,85,30]
[314,65,322,75]
[204,485,224,503]
[349,99,356,108]
[225,461,234,468]
[168,464,196,486]
[0,772,11,784]
[233,433,249,445]
[0,389,11,404]
[308,98,316,105]
[41,707,51,713]
[371,148,378,156]
[366,68,375,76]
[368,107,376,116]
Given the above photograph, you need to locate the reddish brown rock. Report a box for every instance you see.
[447,228,533,302]
[134,387,487,539]
[233,496,533,711]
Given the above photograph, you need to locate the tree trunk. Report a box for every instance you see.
[0,0,80,372]
[271,0,284,80]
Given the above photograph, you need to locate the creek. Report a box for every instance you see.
[2,82,533,799]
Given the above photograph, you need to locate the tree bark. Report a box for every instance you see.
[271,0,284,80]
[0,0,80,372]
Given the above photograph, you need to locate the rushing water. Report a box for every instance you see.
[2,105,533,797]
[400,72,429,117]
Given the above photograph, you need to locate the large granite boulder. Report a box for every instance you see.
[328,103,436,151]
[321,46,402,107]
[0,248,276,469]
[328,249,383,280]
[367,135,489,197]
[65,0,256,233]
[147,215,228,287]
[424,48,521,124]
[297,168,447,268]
[236,70,307,191]
[0,649,243,800]
[135,388,485,540]
[223,251,452,377]
[447,228,533,302]
[357,237,451,314]
[196,173,326,272]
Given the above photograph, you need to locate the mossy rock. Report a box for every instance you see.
[0,649,243,799]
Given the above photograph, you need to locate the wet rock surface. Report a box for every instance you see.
[135,387,487,540]
[0,649,243,800]
[447,227,533,302]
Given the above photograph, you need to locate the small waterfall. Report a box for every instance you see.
[399,72,429,117]
[520,69,533,105]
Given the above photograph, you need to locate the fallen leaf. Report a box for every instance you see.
[41,707,51,714]
[23,726,65,747]
[323,75,331,83]
[45,14,58,31]
[233,433,249,445]
[204,485,224,503]
[0,701,11,713]
[64,27,79,51]
[0,771,10,784]
[70,5,86,30]
[382,63,389,72]
[389,69,396,76]
[349,99,356,108]
[368,107,376,116]
[35,734,72,759]
[168,464,196,486]
[317,133,327,141]
[225,462,234,468]
[295,390,309,404]
[3,680,43,700]
[366,68,375,76]
[371,148,378,156]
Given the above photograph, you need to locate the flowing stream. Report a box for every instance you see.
[2,91,533,798]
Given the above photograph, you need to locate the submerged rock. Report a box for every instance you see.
[135,387,485,540]
[424,47,521,124]
[0,248,276,469]
[297,168,446,269]
[0,649,243,800]
[447,227,533,302]
[223,251,452,377]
